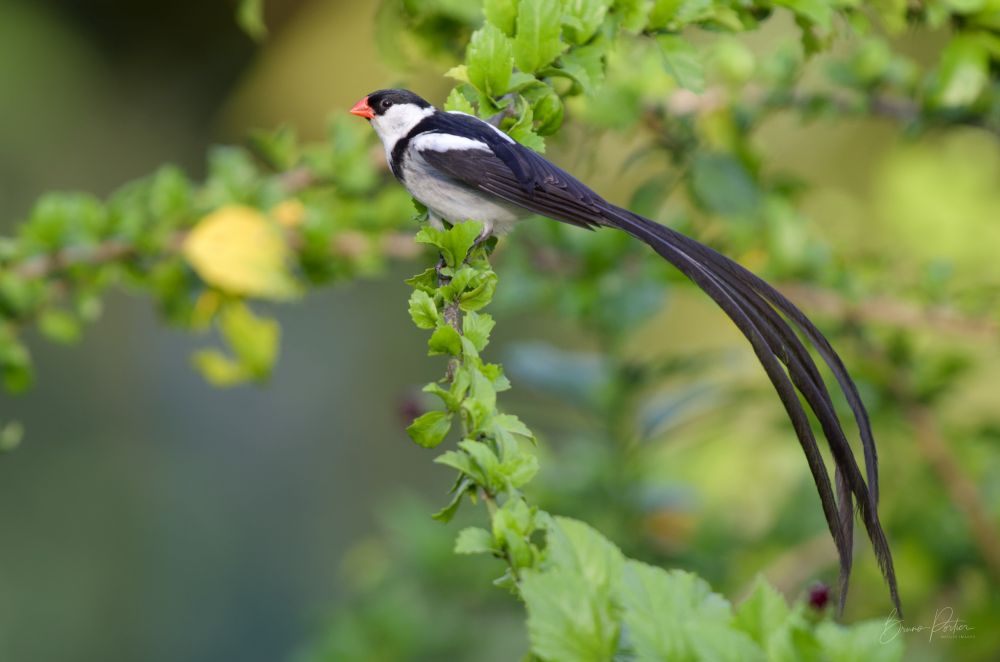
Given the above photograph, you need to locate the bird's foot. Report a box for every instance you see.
[463,226,495,263]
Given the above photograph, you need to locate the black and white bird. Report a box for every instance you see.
[351,88,900,614]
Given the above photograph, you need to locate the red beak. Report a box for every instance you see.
[350,96,375,120]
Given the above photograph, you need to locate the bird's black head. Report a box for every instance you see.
[351,89,431,119]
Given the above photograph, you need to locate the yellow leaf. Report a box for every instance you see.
[183,205,300,299]
[271,198,305,228]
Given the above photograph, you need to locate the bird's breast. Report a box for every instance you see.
[402,149,525,235]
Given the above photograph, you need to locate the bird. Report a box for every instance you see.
[350,88,900,615]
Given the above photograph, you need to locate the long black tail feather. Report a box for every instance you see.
[598,206,900,615]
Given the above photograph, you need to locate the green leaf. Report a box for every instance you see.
[435,449,479,479]
[493,498,539,567]
[467,23,514,97]
[508,104,547,152]
[557,41,607,93]
[38,310,81,344]
[0,421,24,453]
[445,64,470,83]
[432,476,473,522]
[407,410,453,448]
[416,222,483,267]
[733,576,791,649]
[459,439,502,489]
[236,0,268,41]
[428,324,463,356]
[463,311,495,351]
[405,266,438,294]
[615,0,652,32]
[647,0,682,29]
[690,151,762,217]
[484,0,518,35]
[408,290,440,329]
[444,86,476,114]
[514,0,566,73]
[658,34,704,92]
[192,302,280,386]
[249,124,298,170]
[454,526,495,554]
[463,370,498,430]
[491,413,535,445]
[773,0,833,31]
[618,562,757,662]
[497,448,539,488]
[547,517,624,594]
[459,270,498,311]
[522,568,619,661]
[219,302,280,380]
[507,71,540,91]
[934,35,989,108]
[527,85,565,135]
[816,619,904,662]
[192,350,250,387]
[521,520,623,662]
[562,0,611,44]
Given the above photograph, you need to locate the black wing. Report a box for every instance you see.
[419,131,899,615]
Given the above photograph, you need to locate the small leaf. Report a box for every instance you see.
[444,87,476,114]
[236,0,268,41]
[816,619,904,662]
[463,311,495,351]
[428,324,463,356]
[562,0,611,44]
[417,222,483,267]
[658,35,704,92]
[556,42,607,93]
[459,439,501,488]
[249,124,297,170]
[508,104,547,152]
[432,476,473,522]
[407,410,453,448]
[615,0,652,32]
[435,449,478,478]
[445,64,470,83]
[454,526,495,554]
[689,152,762,217]
[459,270,498,311]
[773,0,833,31]
[0,421,24,453]
[934,35,989,108]
[467,23,514,97]
[38,310,81,344]
[408,290,440,329]
[514,0,566,73]
[734,577,791,649]
[484,0,518,35]
[192,350,250,387]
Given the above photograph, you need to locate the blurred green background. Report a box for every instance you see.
[1,1,998,661]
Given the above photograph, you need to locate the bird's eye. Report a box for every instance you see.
[380,99,392,110]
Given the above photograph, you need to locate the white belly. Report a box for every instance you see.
[402,150,526,235]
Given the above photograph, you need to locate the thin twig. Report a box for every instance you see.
[780,283,998,342]
[904,401,1000,581]
[7,230,419,281]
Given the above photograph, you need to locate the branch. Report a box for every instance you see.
[9,229,420,281]
[663,86,998,135]
[904,402,1000,582]
[779,283,998,342]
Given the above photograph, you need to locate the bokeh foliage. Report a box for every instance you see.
[3,0,1000,659]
